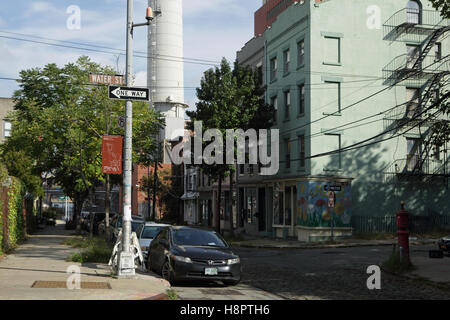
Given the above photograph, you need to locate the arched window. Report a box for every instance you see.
[406,0,421,24]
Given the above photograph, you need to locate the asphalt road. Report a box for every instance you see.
[170,244,450,300]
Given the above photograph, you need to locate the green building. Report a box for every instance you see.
[236,0,450,241]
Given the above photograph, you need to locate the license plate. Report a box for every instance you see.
[205,268,218,276]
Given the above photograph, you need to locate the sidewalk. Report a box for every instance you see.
[0,220,171,300]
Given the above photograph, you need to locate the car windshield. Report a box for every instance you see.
[172,229,228,248]
[131,221,143,232]
[141,226,164,239]
[117,218,142,229]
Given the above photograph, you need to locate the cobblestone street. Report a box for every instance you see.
[235,245,450,300]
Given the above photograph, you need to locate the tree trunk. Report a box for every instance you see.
[216,173,222,234]
[229,167,234,236]
[74,196,82,234]
[152,161,158,220]
[105,174,111,241]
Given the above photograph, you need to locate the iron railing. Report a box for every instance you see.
[384,9,449,42]
[352,214,450,234]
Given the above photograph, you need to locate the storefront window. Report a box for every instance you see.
[273,183,284,225]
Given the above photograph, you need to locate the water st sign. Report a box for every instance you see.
[89,73,124,85]
[108,86,149,101]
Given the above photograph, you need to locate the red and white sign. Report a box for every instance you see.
[89,73,125,85]
[328,192,335,208]
[102,136,123,174]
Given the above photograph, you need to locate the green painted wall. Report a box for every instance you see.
[264,0,450,217]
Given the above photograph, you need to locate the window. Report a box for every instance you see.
[271,96,278,123]
[435,43,442,62]
[3,120,11,139]
[406,44,420,69]
[284,90,290,120]
[325,81,341,113]
[433,144,441,161]
[257,65,263,84]
[326,134,341,170]
[298,135,305,168]
[298,40,305,67]
[324,37,341,64]
[406,138,421,171]
[285,138,291,169]
[406,0,421,24]
[270,57,277,82]
[406,88,420,118]
[298,84,305,116]
[283,49,290,74]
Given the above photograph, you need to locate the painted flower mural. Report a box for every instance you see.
[297,181,352,228]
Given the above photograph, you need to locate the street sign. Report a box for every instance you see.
[324,184,342,192]
[108,86,149,101]
[328,192,336,208]
[89,73,124,85]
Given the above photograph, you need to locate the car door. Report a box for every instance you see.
[150,228,169,271]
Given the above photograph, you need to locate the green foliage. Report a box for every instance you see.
[1,56,162,226]
[7,178,26,247]
[66,236,113,263]
[186,58,274,231]
[382,247,415,274]
[429,0,450,18]
[166,289,179,300]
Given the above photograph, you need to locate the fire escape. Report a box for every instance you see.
[383,8,450,186]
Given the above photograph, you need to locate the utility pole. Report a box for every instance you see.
[152,141,159,220]
[117,0,154,277]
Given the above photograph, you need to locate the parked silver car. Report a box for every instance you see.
[136,222,170,259]
[111,215,145,242]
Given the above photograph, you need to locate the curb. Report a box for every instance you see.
[141,293,171,300]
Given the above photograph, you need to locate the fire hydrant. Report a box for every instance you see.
[396,201,410,261]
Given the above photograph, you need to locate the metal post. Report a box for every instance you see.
[118,0,135,277]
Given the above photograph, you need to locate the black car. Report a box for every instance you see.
[147,226,241,286]
[438,235,450,254]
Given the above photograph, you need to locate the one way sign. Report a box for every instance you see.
[108,86,149,101]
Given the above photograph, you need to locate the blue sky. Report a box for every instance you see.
[0,0,261,108]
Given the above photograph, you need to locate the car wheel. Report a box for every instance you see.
[223,278,241,286]
[161,260,175,284]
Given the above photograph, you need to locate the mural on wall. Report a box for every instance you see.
[297,181,352,228]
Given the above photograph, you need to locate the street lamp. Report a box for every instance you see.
[117,1,159,278]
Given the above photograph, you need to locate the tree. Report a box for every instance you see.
[426,1,450,150]
[1,56,162,234]
[430,0,450,18]
[186,58,274,233]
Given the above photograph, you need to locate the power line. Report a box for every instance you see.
[274,54,450,138]
[0,35,218,67]
[0,30,222,65]
[279,90,450,164]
